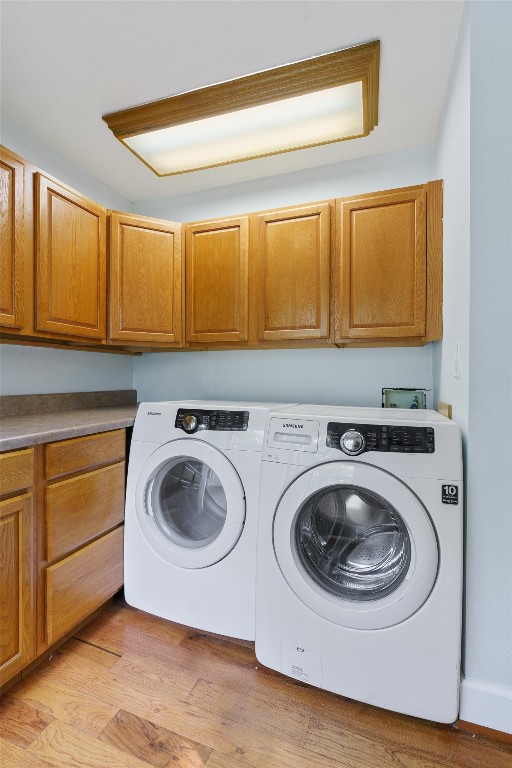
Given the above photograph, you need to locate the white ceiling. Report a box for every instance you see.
[1,1,464,202]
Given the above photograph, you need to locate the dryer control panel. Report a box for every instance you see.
[327,423,435,454]
[175,408,249,433]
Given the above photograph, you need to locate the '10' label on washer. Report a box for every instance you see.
[442,485,459,504]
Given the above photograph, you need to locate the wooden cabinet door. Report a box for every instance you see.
[338,186,427,341]
[185,217,249,343]
[255,203,331,342]
[0,493,34,686]
[35,173,106,340]
[0,147,26,330]
[109,212,182,344]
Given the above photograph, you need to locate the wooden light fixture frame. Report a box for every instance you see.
[103,40,380,176]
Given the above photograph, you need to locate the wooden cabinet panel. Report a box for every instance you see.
[109,212,183,344]
[0,493,35,686]
[0,448,34,497]
[255,203,331,341]
[338,187,427,340]
[425,180,443,342]
[185,217,249,343]
[45,429,125,480]
[45,526,124,646]
[46,462,125,562]
[0,147,25,330]
[35,173,106,340]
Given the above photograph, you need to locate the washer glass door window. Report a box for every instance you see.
[296,484,411,602]
[136,439,245,569]
[152,457,227,549]
[273,462,438,629]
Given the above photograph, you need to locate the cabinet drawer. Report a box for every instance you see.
[45,429,125,480]
[0,449,34,497]
[45,526,124,645]
[46,462,125,561]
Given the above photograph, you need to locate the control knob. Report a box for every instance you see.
[182,414,199,433]
[340,430,365,456]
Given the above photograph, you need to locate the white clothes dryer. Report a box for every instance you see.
[125,400,291,640]
[256,405,463,722]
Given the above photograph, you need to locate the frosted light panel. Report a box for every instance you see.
[126,82,364,175]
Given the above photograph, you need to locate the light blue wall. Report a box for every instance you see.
[433,2,512,734]
[1,114,131,210]
[459,1,512,733]
[433,8,470,439]
[0,345,133,396]
[134,346,434,408]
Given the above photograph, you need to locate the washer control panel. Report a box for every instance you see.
[175,408,249,433]
[327,423,435,454]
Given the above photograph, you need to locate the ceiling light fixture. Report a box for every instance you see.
[102,40,380,177]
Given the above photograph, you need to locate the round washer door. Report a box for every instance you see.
[273,461,438,629]
[135,439,245,569]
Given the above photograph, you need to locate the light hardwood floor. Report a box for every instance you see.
[1,593,510,768]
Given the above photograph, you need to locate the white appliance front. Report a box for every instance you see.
[256,405,463,722]
[273,460,439,630]
[125,400,291,640]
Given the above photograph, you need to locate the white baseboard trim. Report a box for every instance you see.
[459,678,512,734]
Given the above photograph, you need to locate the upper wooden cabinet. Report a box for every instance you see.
[35,173,106,340]
[336,183,441,343]
[255,203,331,342]
[0,147,28,331]
[0,145,443,352]
[108,212,182,345]
[185,217,249,344]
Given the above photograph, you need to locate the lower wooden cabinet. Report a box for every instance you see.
[0,429,126,690]
[0,491,35,687]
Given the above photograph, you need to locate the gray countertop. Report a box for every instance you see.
[0,391,138,451]
[0,405,137,451]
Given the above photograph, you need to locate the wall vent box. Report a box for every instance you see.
[382,388,427,409]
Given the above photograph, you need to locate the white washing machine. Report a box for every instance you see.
[125,400,291,640]
[256,405,463,722]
